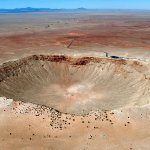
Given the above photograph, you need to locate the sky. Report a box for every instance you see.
[0,0,150,9]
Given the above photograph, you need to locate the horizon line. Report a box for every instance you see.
[0,7,150,10]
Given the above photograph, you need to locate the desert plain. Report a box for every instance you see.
[0,10,150,150]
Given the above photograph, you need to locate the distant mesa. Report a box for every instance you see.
[77,7,87,10]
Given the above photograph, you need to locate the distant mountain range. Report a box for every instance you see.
[0,7,87,13]
[0,7,149,13]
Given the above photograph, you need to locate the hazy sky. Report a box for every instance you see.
[0,0,150,9]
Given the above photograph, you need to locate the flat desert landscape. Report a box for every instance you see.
[0,10,150,150]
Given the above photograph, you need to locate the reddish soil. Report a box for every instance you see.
[0,19,150,54]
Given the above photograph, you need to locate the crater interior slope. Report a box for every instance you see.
[0,55,150,115]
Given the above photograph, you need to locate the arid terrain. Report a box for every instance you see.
[0,11,150,150]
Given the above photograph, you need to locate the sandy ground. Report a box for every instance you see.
[0,98,150,150]
[0,11,150,150]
